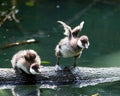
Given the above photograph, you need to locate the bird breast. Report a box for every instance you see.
[60,43,74,57]
[59,41,82,58]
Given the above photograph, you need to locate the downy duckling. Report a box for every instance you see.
[55,21,90,71]
[11,49,41,74]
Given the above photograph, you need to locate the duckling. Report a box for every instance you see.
[11,49,41,74]
[55,21,90,71]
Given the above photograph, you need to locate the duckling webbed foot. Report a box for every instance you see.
[55,64,62,71]
[71,66,81,75]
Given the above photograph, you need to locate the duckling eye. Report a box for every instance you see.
[32,65,38,70]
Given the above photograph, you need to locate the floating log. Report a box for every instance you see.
[0,66,120,86]
[0,39,38,50]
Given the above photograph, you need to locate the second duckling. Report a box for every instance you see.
[11,49,41,74]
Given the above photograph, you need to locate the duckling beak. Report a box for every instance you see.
[84,43,89,49]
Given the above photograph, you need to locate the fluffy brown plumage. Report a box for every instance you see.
[11,49,41,74]
[55,21,89,71]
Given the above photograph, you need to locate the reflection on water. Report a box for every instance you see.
[0,0,120,96]
[11,85,40,96]
[0,81,120,96]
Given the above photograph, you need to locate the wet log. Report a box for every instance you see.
[0,66,120,86]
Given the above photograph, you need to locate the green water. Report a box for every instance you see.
[0,0,120,96]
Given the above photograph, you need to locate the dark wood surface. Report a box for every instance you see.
[0,66,120,85]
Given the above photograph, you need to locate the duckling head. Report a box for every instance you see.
[24,50,36,63]
[77,35,90,49]
[30,63,41,74]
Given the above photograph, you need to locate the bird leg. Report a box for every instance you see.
[73,56,78,67]
[71,56,81,75]
[56,57,60,65]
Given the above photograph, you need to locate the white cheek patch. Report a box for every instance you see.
[30,68,36,74]
[77,40,84,48]
[30,68,40,74]
[77,40,90,49]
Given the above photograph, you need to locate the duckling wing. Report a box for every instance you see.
[72,21,84,37]
[57,21,72,36]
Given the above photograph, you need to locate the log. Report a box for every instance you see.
[0,39,37,50]
[0,66,120,87]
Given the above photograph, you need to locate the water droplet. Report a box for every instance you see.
[56,5,60,9]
